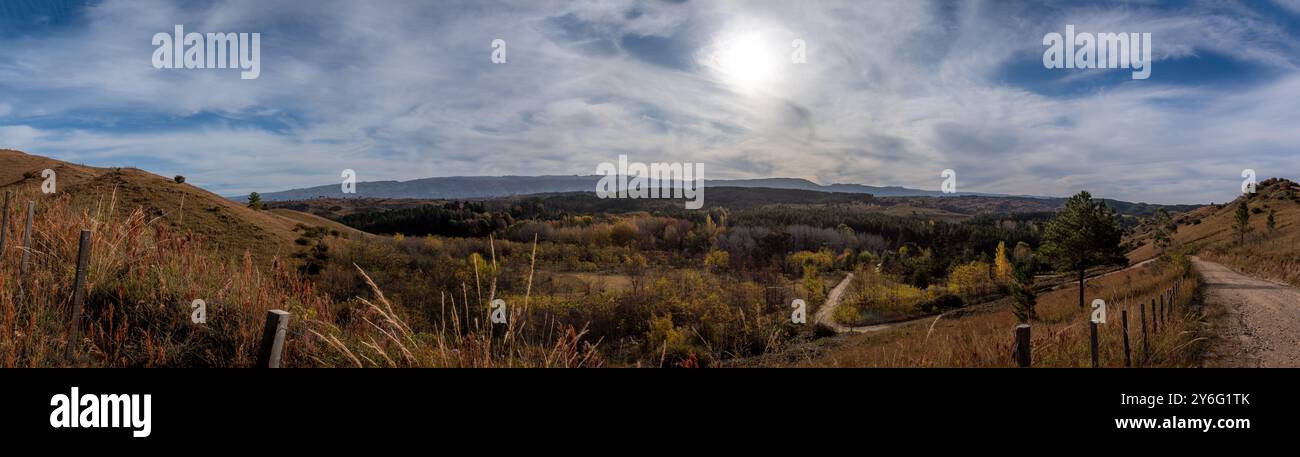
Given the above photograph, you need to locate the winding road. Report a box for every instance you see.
[1194,256,1300,368]
[813,259,1158,335]
[805,257,1300,368]
[811,273,940,334]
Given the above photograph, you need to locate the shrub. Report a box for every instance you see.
[1009,265,1037,323]
[948,261,994,300]
[704,249,730,270]
[787,249,834,273]
[918,294,964,314]
[173,175,186,184]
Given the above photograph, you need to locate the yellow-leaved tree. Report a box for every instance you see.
[949,261,994,300]
[994,241,1011,284]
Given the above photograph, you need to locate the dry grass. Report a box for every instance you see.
[1133,178,1299,286]
[1,148,366,265]
[1197,186,1300,286]
[0,191,597,367]
[797,253,1205,367]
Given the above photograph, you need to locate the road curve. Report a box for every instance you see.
[811,273,937,334]
[814,258,1160,335]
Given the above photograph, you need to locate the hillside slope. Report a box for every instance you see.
[0,149,356,261]
[1131,177,1299,285]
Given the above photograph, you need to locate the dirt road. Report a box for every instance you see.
[811,273,857,332]
[813,259,1159,335]
[1194,256,1300,368]
[812,273,941,334]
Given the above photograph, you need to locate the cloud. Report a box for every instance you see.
[0,0,1297,204]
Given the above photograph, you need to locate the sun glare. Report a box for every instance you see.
[702,29,783,94]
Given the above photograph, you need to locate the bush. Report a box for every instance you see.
[704,249,730,270]
[833,302,865,325]
[173,175,186,184]
[918,294,964,314]
[813,323,839,338]
[948,261,995,300]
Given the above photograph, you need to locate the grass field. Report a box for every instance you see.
[792,254,1206,367]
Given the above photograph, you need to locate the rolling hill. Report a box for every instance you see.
[253,175,989,202]
[0,149,358,262]
[269,185,1201,224]
[1129,177,1300,285]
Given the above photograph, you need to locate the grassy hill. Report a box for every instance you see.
[0,149,355,262]
[1142,178,1300,286]
[1126,177,1298,284]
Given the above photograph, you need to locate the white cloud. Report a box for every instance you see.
[0,0,1297,204]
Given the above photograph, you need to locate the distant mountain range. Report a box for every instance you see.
[253,175,1009,201]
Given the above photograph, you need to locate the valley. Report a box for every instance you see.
[1,148,1295,368]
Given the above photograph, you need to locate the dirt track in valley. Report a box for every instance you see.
[813,259,1158,335]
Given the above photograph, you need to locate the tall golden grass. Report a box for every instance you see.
[1198,204,1298,286]
[0,192,596,367]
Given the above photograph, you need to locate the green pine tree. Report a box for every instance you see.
[1150,208,1176,251]
[1233,201,1252,245]
[1039,191,1127,308]
[1009,264,1037,323]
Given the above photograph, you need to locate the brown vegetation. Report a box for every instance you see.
[795,253,1204,367]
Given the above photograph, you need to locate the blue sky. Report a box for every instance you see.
[1,0,1299,204]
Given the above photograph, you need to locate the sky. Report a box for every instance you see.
[1,0,1298,204]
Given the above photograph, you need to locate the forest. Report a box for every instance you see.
[301,191,1071,366]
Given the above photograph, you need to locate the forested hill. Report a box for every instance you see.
[255,176,981,201]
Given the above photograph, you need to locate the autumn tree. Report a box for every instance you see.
[948,261,993,301]
[1233,201,1252,245]
[704,249,730,271]
[1039,191,1126,308]
[802,265,825,305]
[610,220,639,247]
[994,241,1011,284]
[1012,241,1033,264]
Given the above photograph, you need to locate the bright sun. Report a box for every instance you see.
[703,30,782,94]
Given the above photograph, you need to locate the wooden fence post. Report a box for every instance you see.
[19,201,34,276]
[1140,301,1149,364]
[1121,309,1131,368]
[257,309,291,368]
[1154,298,1164,334]
[765,286,783,312]
[1090,320,1100,368]
[1014,324,1031,368]
[1159,294,1165,325]
[67,230,91,358]
[0,191,10,259]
